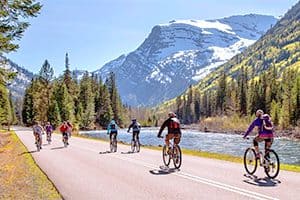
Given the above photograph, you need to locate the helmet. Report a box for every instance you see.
[256,109,264,117]
[132,118,136,122]
[168,112,176,118]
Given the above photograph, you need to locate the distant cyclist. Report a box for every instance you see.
[59,121,69,145]
[45,122,53,143]
[33,121,44,149]
[127,118,141,143]
[66,120,73,138]
[107,119,118,144]
[243,110,274,158]
[157,112,182,153]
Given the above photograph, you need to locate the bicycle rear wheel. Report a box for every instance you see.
[131,140,135,152]
[244,148,257,175]
[162,145,171,167]
[136,140,140,153]
[113,139,117,152]
[264,149,280,179]
[173,145,182,169]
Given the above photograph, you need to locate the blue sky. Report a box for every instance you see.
[6,0,298,75]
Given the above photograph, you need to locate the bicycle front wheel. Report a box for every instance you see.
[173,145,182,169]
[162,145,171,166]
[244,148,257,175]
[113,139,117,152]
[264,149,280,179]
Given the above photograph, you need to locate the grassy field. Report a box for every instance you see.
[0,130,62,200]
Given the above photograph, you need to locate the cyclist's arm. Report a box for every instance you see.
[244,119,258,138]
[127,124,132,132]
[158,120,168,137]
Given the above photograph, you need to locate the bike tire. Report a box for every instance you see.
[162,145,171,166]
[131,140,135,152]
[244,148,257,175]
[264,149,280,179]
[113,139,117,152]
[173,145,182,169]
[136,140,140,153]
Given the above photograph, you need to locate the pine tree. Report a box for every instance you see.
[96,84,113,127]
[79,72,95,129]
[0,0,42,54]
[22,84,34,125]
[47,94,61,128]
[216,69,227,114]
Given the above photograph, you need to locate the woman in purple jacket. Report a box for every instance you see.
[243,110,274,158]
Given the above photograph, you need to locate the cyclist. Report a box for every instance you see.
[66,121,73,138]
[59,121,69,145]
[243,110,274,158]
[107,119,118,145]
[157,112,182,153]
[33,121,44,149]
[127,118,141,144]
[45,122,53,143]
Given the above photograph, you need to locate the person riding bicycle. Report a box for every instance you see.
[66,121,73,138]
[45,122,53,142]
[243,109,274,158]
[157,112,182,153]
[59,121,69,145]
[127,118,141,144]
[107,119,118,144]
[33,121,44,149]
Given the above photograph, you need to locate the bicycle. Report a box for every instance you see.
[130,132,140,153]
[62,133,69,148]
[244,138,280,179]
[109,133,117,153]
[35,134,42,152]
[159,136,182,169]
[46,131,52,144]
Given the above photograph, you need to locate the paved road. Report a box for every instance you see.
[15,127,300,200]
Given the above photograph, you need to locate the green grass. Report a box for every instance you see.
[0,130,62,199]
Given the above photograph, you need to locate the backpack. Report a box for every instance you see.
[132,122,140,131]
[110,124,116,130]
[170,118,180,129]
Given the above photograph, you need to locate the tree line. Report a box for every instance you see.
[22,53,126,130]
[176,65,300,129]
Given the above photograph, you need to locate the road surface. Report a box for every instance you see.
[15,127,300,200]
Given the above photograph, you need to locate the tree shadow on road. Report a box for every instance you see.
[243,174,281,187]
[149,166,180,176]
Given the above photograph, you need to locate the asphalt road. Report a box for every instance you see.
[15,127,300,200]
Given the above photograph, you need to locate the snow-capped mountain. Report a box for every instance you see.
[95,14,277,106]
[0,56,34,99]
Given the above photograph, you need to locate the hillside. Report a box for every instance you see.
[157,1,300,130]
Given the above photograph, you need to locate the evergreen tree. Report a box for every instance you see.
[0,0,42,54]
[79,72,95,129]
[216,69,227,114]
[22,83,34,125]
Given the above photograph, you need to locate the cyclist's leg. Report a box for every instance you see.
[132,132,136,142]
[253,135,263,157]
[136,131,140,144]
[174,133,181,145]
[109,133,112,143]
[264,138,273,157]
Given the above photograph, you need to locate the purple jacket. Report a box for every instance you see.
[244,118,263,137]
[45,125,53,133]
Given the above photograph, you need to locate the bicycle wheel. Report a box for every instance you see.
[136,140,140,153]
[244,148,257,175]
[264,149,280,179]
[113,139,117,152]
[162,145,171,166]
[173,145,182,169]
[36,138,40,152]
[131,140,135,152]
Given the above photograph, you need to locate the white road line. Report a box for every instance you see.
[68,142,279,200]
